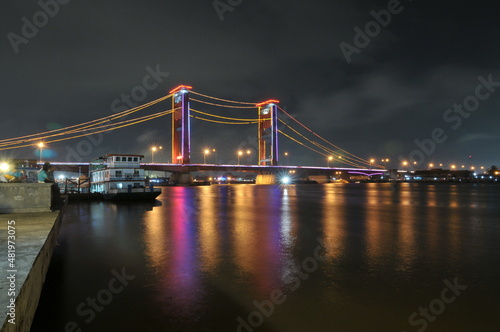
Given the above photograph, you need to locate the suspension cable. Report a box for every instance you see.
[190,115,259,125]
[278,106,378,167]
[279,130,328,157]
[0,109,174,151]
[190,90,256,105]
[191,98,257,109]
[0,94,173,146]
[279,119,363,167]
[191,109,261,122]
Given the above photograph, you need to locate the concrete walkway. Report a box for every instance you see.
[0,211,63,332]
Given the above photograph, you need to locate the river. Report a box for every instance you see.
[31,183,500,331]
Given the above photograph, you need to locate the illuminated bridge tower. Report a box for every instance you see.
[256,100,279,166]
[170,85,192,164]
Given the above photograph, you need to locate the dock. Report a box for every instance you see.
[0,210,64,332]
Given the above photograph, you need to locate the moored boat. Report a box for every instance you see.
[90,154,161,201]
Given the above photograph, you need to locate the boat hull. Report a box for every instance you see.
[103,188,162,201]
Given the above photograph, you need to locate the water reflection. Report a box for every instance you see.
[198,186,220,274]
[321,184,346,260]
[33,183,500,331]
[231,186,283,296]
[144,187,201,315]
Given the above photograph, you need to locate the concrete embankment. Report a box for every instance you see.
[0,210,64,332]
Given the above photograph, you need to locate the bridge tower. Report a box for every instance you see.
[170,85,192,164]
[256,100,279,166]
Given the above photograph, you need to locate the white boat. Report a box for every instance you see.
[90,154,161,201]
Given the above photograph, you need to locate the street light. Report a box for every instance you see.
[284,152,289,165]
[327,156,333,167]
[151,146,157,163]
[370,159,375,169]
[151,146,163,163]
[212,148,217,164]
[37,142,45,163]
[237,150,243,165]
[381,158,389,168]
[204,149,210,164]
[246,149,252,164]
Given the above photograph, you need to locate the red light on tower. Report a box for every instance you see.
[169,85,192,94]
[256,99,280,107]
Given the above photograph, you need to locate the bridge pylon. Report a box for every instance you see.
[256,100,279,166]
[170,85,192,164]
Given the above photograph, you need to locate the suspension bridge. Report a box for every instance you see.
[0,85,386,184]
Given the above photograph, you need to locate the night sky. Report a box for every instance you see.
[2,0,499,168]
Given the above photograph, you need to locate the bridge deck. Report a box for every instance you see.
[44,162,387,175]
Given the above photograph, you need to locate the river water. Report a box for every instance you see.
[31,183,500,332]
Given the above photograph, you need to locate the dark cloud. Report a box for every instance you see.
[1,0,499,167]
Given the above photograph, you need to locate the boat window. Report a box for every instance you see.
[133,157,138,162]
[128,157,133,162]
[116,171,122,177]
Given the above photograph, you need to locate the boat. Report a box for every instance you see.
[90,154,161,201]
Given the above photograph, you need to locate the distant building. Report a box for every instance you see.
[412,169,473,181]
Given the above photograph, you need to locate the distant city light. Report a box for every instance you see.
[281,176,291,185]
